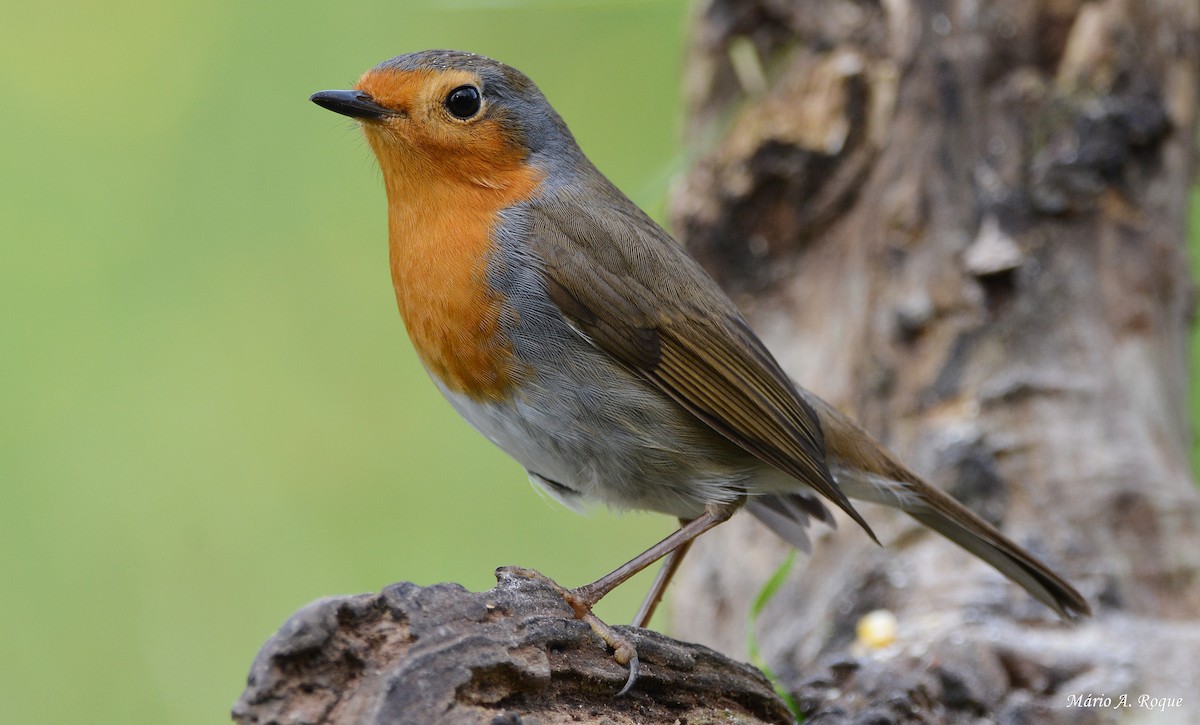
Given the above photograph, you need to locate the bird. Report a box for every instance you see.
[310,49,1090,693]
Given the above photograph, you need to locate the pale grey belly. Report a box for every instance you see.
[435,338,765,519]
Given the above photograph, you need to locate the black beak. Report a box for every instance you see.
[310,90,393,120]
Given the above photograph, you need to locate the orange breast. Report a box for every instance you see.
[367,134,543,402]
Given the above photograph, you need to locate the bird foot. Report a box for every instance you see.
[498,566,640,695]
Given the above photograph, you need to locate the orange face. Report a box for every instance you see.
[352,68,544,402]
[354,67,532,190]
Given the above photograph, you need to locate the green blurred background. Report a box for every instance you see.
[1,2,689,723]
[2,2,1198,724]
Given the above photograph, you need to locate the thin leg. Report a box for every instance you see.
[568,502,738,613]
[501,502,738,696]
[631,518,694,628]
[566,504,734,696]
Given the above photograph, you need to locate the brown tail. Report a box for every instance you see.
[801,391,1091,620]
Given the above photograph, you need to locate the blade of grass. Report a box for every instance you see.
[746,550,802,721]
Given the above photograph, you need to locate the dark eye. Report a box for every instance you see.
[445,85,481,119]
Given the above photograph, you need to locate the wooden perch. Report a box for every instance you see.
[233,570,793,724]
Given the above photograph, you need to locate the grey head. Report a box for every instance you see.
[311,49,585,175]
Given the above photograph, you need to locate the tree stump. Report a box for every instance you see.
[668,1,1200,723]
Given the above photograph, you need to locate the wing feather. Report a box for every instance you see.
[530,197,875,539]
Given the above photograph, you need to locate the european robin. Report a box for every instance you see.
[311,50,1089,692]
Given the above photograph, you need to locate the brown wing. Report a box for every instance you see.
[529,193,875,541]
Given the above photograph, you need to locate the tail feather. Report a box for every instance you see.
[796,390,1091,620]
[747,492,834,553]
[835,465,1091,619]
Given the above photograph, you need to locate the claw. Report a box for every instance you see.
[498,566,641,695]
[616,651,640,697]
[577,608,641,694]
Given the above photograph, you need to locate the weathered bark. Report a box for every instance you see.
[233,571,793,724]
[668,0,1200,722]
